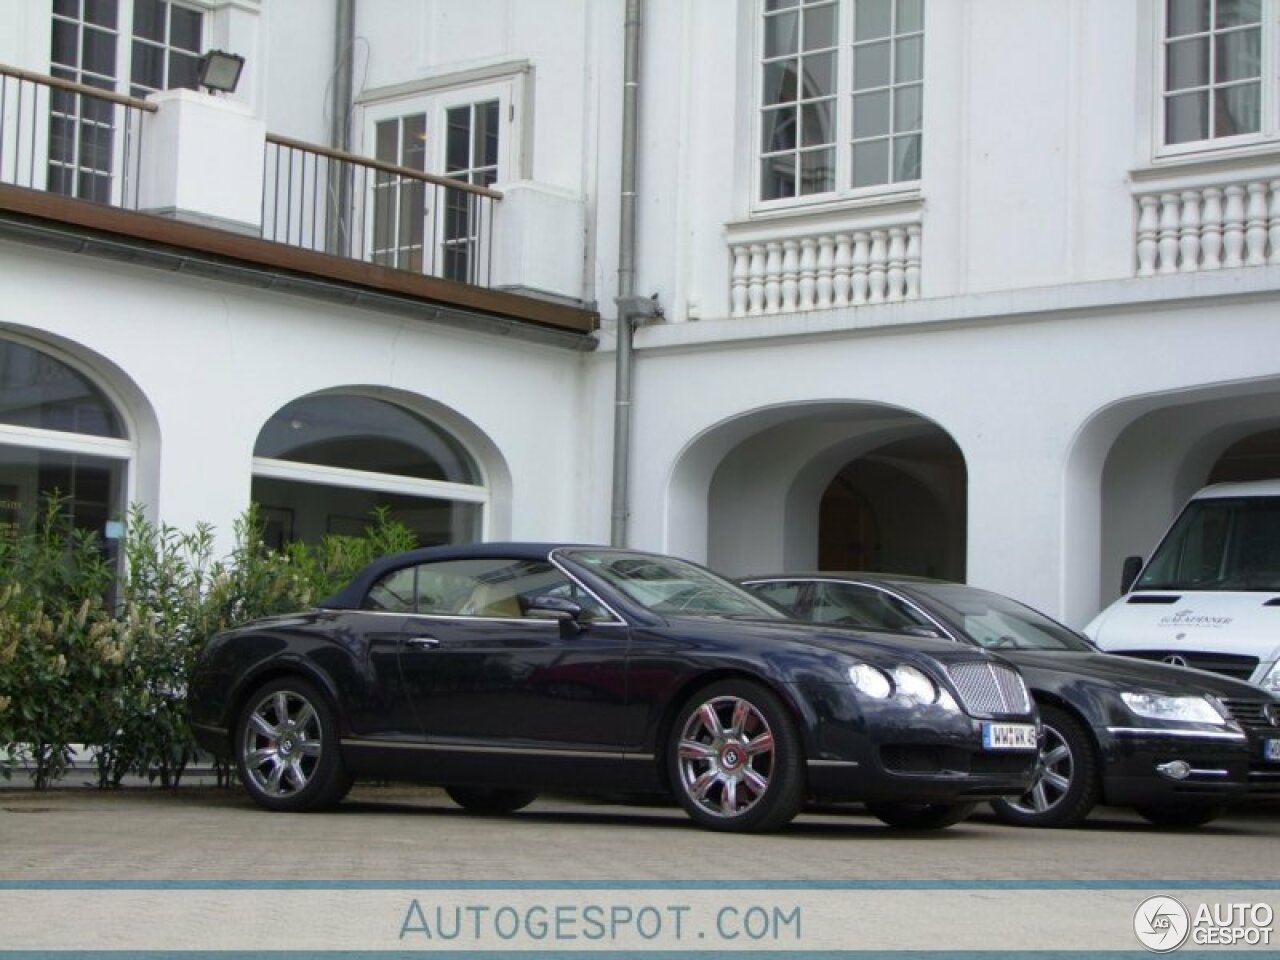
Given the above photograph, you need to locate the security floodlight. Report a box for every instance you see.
[197,50,245,94]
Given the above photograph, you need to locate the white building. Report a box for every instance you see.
[2,0,1280,629]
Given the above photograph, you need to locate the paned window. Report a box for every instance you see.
[1164,0,1263,145]
[759,0,923,204]
[48,0,205,201]
[364,79,513,284]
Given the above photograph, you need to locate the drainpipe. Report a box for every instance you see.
[327,0,356,254]
[611,0,657,547]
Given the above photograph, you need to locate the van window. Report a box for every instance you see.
[1137,497,1280,591]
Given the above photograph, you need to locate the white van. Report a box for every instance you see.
[1084,480,1280,695]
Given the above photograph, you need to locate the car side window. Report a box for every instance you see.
[365,557,611,621]
[814,583,929,633]
[745,580,806,615]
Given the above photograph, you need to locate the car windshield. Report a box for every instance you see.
[909,583,1093,652]
[1136,496,1280,591]
[563,550,784,618]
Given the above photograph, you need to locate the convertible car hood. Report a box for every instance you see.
[1003,649,1267,700]
[695,616,995,666]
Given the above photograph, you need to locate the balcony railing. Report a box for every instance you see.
[263,135,499,287]
[0,64,500,289]
[0,64,155,211]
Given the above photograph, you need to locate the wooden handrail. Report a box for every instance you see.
[0,63,157,112]
[267,133,504,200]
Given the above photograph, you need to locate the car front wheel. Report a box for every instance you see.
[234,677,351,812]
[668,679,805,833]
[990,704,1099,828]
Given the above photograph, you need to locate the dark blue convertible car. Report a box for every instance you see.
[190,543,1039,832]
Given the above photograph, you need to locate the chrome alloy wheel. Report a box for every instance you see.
[675,695,776,819]
[1005,723,1073,816]
[240,689,324,798]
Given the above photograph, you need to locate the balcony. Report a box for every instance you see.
[0,64,596,341]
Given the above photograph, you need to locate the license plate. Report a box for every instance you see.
[983,722,1038,751]
[1265,738,1280,763]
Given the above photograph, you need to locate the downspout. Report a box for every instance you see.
[327,0,356,254]
[611,0,643,546]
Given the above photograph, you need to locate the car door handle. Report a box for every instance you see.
[405,636,440,649]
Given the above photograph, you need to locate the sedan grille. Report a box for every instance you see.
[1220,698,1280,732]
[1118,650,1258,682]
[944,662,1032,717]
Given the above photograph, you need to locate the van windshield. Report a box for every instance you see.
[1136,496,1280,591]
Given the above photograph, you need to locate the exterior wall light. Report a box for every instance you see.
[197,50,245,94]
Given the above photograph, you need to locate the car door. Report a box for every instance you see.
[385,555,633,753]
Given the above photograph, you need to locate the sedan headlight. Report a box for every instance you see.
[848,662,959,711]
[1121,691,1230,725]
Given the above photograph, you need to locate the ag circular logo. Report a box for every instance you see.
[1134,896,1190,952]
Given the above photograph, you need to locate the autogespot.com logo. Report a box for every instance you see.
[1134,896,1191,953]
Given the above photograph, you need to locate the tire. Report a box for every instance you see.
[990,704,1100,828]
[1135,804,1223,828]
[866,801,977,830]
[445,786,538,815]
[234,677,352,812]
[667,679,806,833]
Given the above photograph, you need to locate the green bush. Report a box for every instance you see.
[0,499,417,788]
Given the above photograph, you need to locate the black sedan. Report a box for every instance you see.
[190,543,1041,833]
[741,573,1280,828]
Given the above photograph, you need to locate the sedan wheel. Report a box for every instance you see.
[668,680,804,833]
[990,704,1099,828]
[235,678,351,812]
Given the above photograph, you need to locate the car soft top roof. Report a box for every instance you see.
[318,541,611,608]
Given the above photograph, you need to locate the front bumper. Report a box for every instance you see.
[805,700,1039,804]
[1099,726,1252,807]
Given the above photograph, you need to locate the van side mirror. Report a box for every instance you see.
[1120,555,1144,593]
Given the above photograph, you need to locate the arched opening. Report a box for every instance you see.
[0,337,132,543]
[252,392,488,547]
[688,402,966,578]
[1207,428,1280,483]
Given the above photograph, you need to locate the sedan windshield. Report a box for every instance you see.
[564,550,783,618]
[910,583,1093,652]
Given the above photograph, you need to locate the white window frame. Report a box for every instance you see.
[357,71,522,279]
[753,0,924,213]
[1154,0,1278,160]
[47,0,210,204]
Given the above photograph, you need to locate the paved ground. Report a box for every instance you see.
[2,782,1278,882]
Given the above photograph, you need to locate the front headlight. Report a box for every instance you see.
[1121,691,1230,725]
[848,662,959,711]
[1259,658,1280,695]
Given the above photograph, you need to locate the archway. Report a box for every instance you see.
[675,402,965,577]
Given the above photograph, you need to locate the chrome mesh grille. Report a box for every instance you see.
[945,662,1032,717]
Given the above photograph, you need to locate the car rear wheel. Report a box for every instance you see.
[866,801,977,829]
[234,677,351,812]
[668,679,805,833]
[445,787,538,815]
[1135,804,1223,828]
[990,704,1099,828]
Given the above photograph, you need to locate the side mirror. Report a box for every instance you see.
[525,594,584,625]
[1120,556,1144,594]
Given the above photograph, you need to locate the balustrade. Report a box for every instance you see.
[1135,179,1280,275]
[729,223,921,318]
